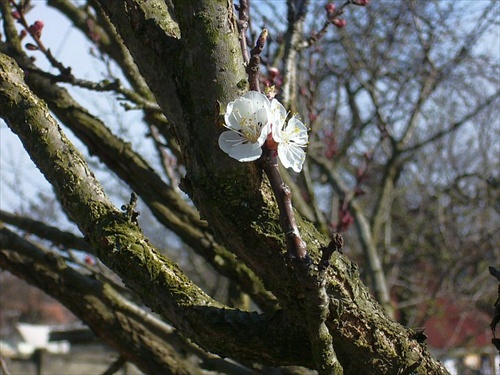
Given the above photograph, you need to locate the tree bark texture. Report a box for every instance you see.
[0,0,451,373]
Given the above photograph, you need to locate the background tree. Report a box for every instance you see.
[0,0,498,374]
[256,0,499,326]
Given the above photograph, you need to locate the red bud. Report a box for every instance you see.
[28,20,44,38]
[332,18,347,28]
[325,3,336,15]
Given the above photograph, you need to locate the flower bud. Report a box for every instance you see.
[332,18,347,28]
[268,67,279,79]
[28,20,44,38]
[351,0,369,6]
[324,3,336,16]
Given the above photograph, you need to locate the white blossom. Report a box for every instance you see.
[218,91,271,162]
[270,99,308,173]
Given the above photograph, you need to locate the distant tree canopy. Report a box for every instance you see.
[0,1,498,374]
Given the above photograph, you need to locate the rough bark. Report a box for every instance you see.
[0,0,452,373]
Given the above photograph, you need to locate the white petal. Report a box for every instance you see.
[232,92,270,119]
[229,142,263,162]
[278,143,306,173]
[270,99,287,142]
[256,123,271,145]
[224,101,241,130]
[218,131,262,162]
[224,92,271,137]
[254,106,271,130]
[219,131,244,154]
[244,91,271,112]
[284,116,308,145]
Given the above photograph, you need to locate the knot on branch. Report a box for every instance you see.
[121,192,140,224]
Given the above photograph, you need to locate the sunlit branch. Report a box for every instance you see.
[247,28,268,92]
[236,0,250,65]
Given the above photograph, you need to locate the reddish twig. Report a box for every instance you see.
[298,0,368,51]
[11,1,71,77]
[246,29,268,92]
[236,0,250,65]
[261,146,309,262]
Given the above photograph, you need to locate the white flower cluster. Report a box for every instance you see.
[218,91,308,172]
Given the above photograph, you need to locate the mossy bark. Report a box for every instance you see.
[0,0,450,372]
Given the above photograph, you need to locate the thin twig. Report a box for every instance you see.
[11,1,71,76]
[0,356,11,375]
[236,0,250,65]
[246,29,267,92]
[101,355,126,375]
[149,125,181,192]
[261,146,308,261]
[22,67,161,112]
[297,1,351,51]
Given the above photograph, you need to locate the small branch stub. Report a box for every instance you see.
[319,233,344,272]
[121,192,140,224]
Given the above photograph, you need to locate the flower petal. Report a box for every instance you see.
[278,142,306,173]
[224,101,240,130]
[284,116,308,145]
[231,91,270,120]
[244,91,271,113]
[218,131,262,162]
[270,99,287,142]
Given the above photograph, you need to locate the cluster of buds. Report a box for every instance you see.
[325,0,369,28]
[28,20,44,38]
[324,3,347,29]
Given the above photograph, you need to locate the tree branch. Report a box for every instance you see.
[246,28,268,92]
[281,0,310,110]
[0,52,312,367]
[0,210,90,253]
[236,0,250,65]
[261,147,308,261]
[0,226,200,375]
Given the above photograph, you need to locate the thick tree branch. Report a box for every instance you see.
[0,226,200,375]
[0,41,276,311]
[0,210,90,253]
[98,2,450,373]
[0,52,312,367]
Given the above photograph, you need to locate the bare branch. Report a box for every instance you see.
[0,210,91,253]
[236,0,250,65]
[246,28,268,92]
